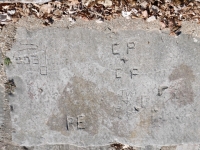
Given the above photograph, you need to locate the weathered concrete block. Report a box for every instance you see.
[4,23,200,148]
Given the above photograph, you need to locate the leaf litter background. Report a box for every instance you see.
[0,0,199,34]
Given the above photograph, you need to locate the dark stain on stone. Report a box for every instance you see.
[47,77,119,136]
[168,64,195,106]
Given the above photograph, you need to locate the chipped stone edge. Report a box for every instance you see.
[5,143,200,150]
[0,24,18,149]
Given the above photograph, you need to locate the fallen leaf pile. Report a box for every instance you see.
[0,0,199,34]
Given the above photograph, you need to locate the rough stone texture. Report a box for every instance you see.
[1,17,200,149]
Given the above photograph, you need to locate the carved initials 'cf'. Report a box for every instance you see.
[130,68,138,79]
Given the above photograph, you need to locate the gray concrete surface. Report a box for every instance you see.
[5,27,200,147]
[1,18,200,149]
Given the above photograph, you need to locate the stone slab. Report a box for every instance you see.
[5,25,200,148]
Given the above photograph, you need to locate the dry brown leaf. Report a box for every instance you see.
[68,0,79,6]
[131,15,138,18]
[105,15,112,20]
[52,1,62,9]
[81,16,89,21]
[142,10,148,18]
[126,0,136,7]
[32,3,40,8]
[97,0,112,7]
[53,9,63,17]
[52,15,62,21]
[194,9,199,14]
[11,17,19,23]
[140,1,148,9]
[16,7,25,16]
[40,4,53,15]
[160,21,166,29]
[23,8,30,16]
[2,5,10,10]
